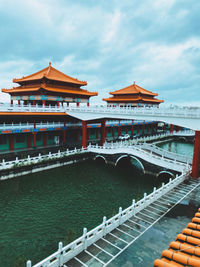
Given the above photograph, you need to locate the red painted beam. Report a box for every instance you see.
[82,121,87,148]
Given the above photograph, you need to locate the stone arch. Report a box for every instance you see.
[94,155,107,164]
[115,155,145,174]
[156,170,175,179]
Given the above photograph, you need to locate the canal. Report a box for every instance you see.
[0,141,194,266]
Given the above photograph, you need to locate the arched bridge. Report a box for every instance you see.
[88,143,191,177]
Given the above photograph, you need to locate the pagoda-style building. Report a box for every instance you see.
[2,62,98,107]
[103,82,164,107]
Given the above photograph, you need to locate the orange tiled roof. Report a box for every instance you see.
[153,207,200,267]
[102,96,163,103]
[13,62,87,86]
[2,85,98,97]
[110,82,158,96]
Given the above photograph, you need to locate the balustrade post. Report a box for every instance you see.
[58,241,63,267]
[102,216,107,236]
[119,207,122,224]
[83,227,88,250]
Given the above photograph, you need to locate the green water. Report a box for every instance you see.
[0,159,158,267]
[0,141,194,267]
[158,141,194,157]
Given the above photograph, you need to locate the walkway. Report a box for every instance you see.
[88,143,190,173]
[27,172,200,267]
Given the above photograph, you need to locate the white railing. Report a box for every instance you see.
[1,103,200,119]
[138,142,192,164]
[88,143,190,172]
[0,147,88,171]
[27,170,190,267]
[66,105,200,119]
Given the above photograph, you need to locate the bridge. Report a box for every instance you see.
[1,103,199,178]
[26,170,200,267]
[88,142,191,174]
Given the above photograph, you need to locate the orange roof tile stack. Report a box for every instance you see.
[2,62,98,100]
[153,207,200,267]
[103,81,163,106]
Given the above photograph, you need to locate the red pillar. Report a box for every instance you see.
[131,120,134,135]
[33,100,36,106]
[18,100,20,106]
[42,100,46,106]
[170,124,173,134]
[10,99,13,106]
[57,101,60,107]
[27,134,31,148]
[192,131,200,179]
[82,121,87,148]
[87,102,90,107]
[43,132,47,147]
[9,134,14,151]
[100,119,106,146]
[77,102,80,107]
[142,124,145,135]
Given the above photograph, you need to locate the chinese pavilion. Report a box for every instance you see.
[103,81,164,107]
[2,62,98,107]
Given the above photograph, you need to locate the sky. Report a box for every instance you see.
[0,0,200,106]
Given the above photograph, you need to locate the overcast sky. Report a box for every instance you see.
[0,0,200,105]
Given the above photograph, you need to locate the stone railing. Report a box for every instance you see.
[0,147,87,171]
[0,103,200,119]
[26,170,190,267]
[88,143,190,172]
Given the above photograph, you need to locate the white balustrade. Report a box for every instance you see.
[28,169,190,267]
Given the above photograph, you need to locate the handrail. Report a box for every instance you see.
[0,103,200,119]
[27,170,191,267]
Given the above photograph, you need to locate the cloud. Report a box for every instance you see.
[0,0,200,105]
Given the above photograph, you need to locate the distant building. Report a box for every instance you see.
[2,62,98,107]
[103,81,164,107]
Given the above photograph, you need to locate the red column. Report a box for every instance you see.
[142,124,145,135]
[77,102,80,107]
[43,132,47,147]
[57,101,60,107]
[82,121,87,148]
[27,134,31,148]
[192,131,200,179]
[118,120,121,136]
[87,102,90,107]
[10,99,13,106]
[100,119,106,146]
[33,100,36,106]
[42,100,46,106]
[9,134,14,151]
[18,100,20,106]
[170,124,173,134]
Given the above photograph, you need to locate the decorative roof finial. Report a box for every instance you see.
[49,62,51,66]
